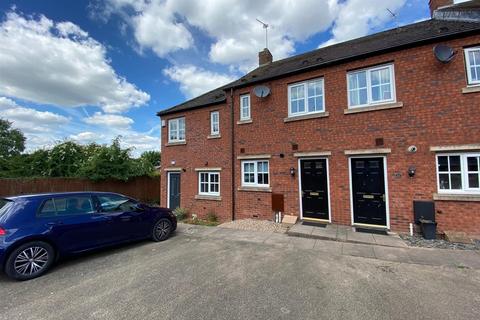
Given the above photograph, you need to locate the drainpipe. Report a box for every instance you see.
[230,87,236,221]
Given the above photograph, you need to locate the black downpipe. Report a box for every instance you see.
[230,88,236,221]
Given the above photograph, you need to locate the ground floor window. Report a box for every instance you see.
[198,172,220,196]
[437,154,480,193]
[242,160,269,187]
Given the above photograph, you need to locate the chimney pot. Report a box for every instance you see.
[429,0,454,17]
[258,48,273,66]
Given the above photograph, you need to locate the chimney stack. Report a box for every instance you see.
[429,0,454,16]
[258,48,273,66]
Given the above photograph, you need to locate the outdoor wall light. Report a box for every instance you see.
[290,167,296,177]
[171,160,176,165]
[408,166,416,177]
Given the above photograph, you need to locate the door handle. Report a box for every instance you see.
[46,221,63,226]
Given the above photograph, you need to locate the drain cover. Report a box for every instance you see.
[355,227,388,235]
[302,221,327,228]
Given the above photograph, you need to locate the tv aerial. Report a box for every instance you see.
[256,18,269,49]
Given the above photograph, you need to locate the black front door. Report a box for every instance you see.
[168,173,181,210]
[351,157,387,226]
[300,159,329,220]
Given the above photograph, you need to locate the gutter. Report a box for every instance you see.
[230,88,236,221]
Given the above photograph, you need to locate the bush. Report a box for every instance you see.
[173,207,189,221]
[206,211,218,223]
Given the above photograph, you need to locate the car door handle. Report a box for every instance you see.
[46,221,63,226]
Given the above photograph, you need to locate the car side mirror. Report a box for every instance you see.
[134,203,145,212]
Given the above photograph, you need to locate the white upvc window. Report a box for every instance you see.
[198,172,220,196]
[288,78,325,116]
[347,64,396,108]
[241,160,269,187]
[436,153,480,193]
[240,94,251,120]
[168,117,185,143]
[465,47,480,86]
[210,111,220,135]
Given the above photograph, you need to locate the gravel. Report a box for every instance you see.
[400,235,480,250]
[219,218,288,233]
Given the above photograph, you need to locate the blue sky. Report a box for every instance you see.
[0,0,430,156]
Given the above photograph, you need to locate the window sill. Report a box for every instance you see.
[166,141,186,146]
[284,111,329,123]
[462,85,480,94]
[238,186,272,193]
[237,119,252,125]
[195,194,222,201]
[344,102,403,114]
[433,193,480,202]
[207,134,221,139]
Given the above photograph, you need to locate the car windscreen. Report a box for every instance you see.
[0,198,14,218]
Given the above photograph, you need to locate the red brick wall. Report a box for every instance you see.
[161,34,480,235]
[160,104,233,221]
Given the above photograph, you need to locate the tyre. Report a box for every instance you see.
[5,241,55,281]
[152,218,173,242]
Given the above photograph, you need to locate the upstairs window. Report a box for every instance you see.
[210,111,220,135]
[288,78,325,116]
[168,117,185,143]
[199,172,220,196]
[348,64,395,108]
[436,154,480,193]
[240,94,250,120]
[242,160,269,187]
[465,47,480,86]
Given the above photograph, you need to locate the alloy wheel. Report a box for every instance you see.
[14,247,49,276]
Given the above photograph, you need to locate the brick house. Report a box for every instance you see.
[158,0,480,236]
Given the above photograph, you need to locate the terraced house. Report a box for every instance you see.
[158,0,480,236]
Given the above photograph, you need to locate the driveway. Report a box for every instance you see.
[1,225,480,320]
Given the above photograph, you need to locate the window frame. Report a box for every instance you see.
[168,117,186,143]
[347,64,396,109]
[436,153,480,194]
[240,94,251,121]
[464,47,480,86]
[198,171,220,196]
[287,78,325,117]
[37,196,96,217]
[210,111,220,135]
[241,160,270,187]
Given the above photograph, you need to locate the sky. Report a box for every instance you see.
[0,0,432,156]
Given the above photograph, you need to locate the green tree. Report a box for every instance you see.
[79,138,137,181]
[46,141,86,177]
[134,150,161,176]
[0,119,25,159]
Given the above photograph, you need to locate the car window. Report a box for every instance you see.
[38,196,95,217]
[97,195,138,213]
[0,199,14,217]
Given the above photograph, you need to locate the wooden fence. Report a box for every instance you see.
[0,176,160,203]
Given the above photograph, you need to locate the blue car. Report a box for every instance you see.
[0,192,176,281]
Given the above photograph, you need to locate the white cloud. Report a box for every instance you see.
[0,12,150,113]
[84,112,134,129]
[102,0,339,72]
[163,65,236,98]
[69,131,103,143]
[320,0,406,47]
[0,97,69,134]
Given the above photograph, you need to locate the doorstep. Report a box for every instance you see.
[287,222,407,248]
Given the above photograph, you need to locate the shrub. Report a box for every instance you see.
[173,207,189,221]
[206,211,218,223]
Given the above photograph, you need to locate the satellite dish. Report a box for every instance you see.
[433,44,455,63]
[253,85,271,98]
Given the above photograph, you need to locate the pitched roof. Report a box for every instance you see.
[157,18,480,117]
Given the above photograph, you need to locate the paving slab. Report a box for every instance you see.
[336,227,348,242]
[406,248,458,267]
[289,236,316,250]
[312,239,343,255]
[373,246,412,263]
[310,225,338,240]
[342,243,376,259]
[287,224,314,238]
[346,231,376,245]
[373,234,408,248]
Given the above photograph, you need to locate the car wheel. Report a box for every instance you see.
[5,241,55,281]
[152,218,173,242]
